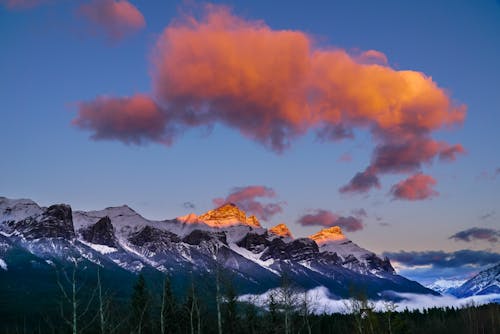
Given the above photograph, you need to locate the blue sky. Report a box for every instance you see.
[1,0,499,283]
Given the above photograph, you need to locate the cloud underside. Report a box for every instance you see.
[73,5,466,196]
[297,209,363,232]
[383,249,500,268]
[450,227,500,243]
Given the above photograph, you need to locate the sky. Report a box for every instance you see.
[1,0,499,284]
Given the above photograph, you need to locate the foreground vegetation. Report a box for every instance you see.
[1,267,499,334]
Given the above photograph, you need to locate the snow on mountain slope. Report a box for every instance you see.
[426,279,467,294]
[452,263,500,297]
[310,226,373,260]
[0,197,43,223]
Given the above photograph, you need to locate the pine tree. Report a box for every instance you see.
[223,279,238,333]
[160,275,177,334]
[130,274,151,334]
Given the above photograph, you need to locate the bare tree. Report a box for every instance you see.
[56,258,96,334]
[95,267,125,334]
[299,290,314,334]
[382,300,398,334]
[275,274,298,334]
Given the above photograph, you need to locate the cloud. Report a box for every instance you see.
[480,211,495,220]
[351,208,367,217]
[297,209,364,232]
[390,173,438,201]
[240,286,500,314]
[73,94,171,145]
[74,4,465,193]
[337,153,352,163]
[78,0,145,41]
[449,227,500,243]
[182,201,195,210]
[339,168,380,194]
[0,0,46,9]
[213,185,284,221]
[383,249,500,268]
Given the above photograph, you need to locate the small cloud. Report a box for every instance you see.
[449,227,500,243]
[182,201,195,210]
[351,208,367,217]
[1,0,47,10]
[297,209,364,232]
[78,0,146,42]
[476,167,500,181]
[339,169,380,194]
[213,185,284,221]
[480,211,495,220]
[337,153,352,163]
[390,173,438,201]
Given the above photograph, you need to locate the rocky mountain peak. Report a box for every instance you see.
[80,216,117,247]
[309,226,346,244]
[196,203,261,228]
[269,223,293,238]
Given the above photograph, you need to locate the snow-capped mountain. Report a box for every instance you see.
[450,263,500,298]
[426,279,467,295]
[0,196,436,299]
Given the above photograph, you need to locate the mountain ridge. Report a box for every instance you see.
[0,196,437,300]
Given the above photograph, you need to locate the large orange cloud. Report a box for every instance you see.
[74,5,466,195]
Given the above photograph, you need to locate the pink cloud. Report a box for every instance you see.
[78,0,145,41]
[297,209,364,232]
[73,94,171,145]
[390,173,438,201]
[213,185,284,221]
[0,0,47,9]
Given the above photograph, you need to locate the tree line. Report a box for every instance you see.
[1,261,499,334]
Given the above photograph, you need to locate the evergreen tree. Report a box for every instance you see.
[160,275,177,334]
[130,274,151,334]
[222,279,238,333]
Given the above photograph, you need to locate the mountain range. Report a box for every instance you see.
[0,196,438,302]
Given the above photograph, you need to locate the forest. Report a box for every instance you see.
[0,263,499,334]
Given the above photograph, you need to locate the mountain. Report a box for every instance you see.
[426,279,467,295]
[450,263,500,298]
[0,196,436,303]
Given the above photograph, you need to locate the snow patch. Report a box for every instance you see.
[79,240,117,254]
[0,258,7,270]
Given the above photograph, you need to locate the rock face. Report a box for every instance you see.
[129,226,181,252]
[196,203,261,228]
[80,216,117,247]
[6,204,75,240]
[183,229,227,246]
